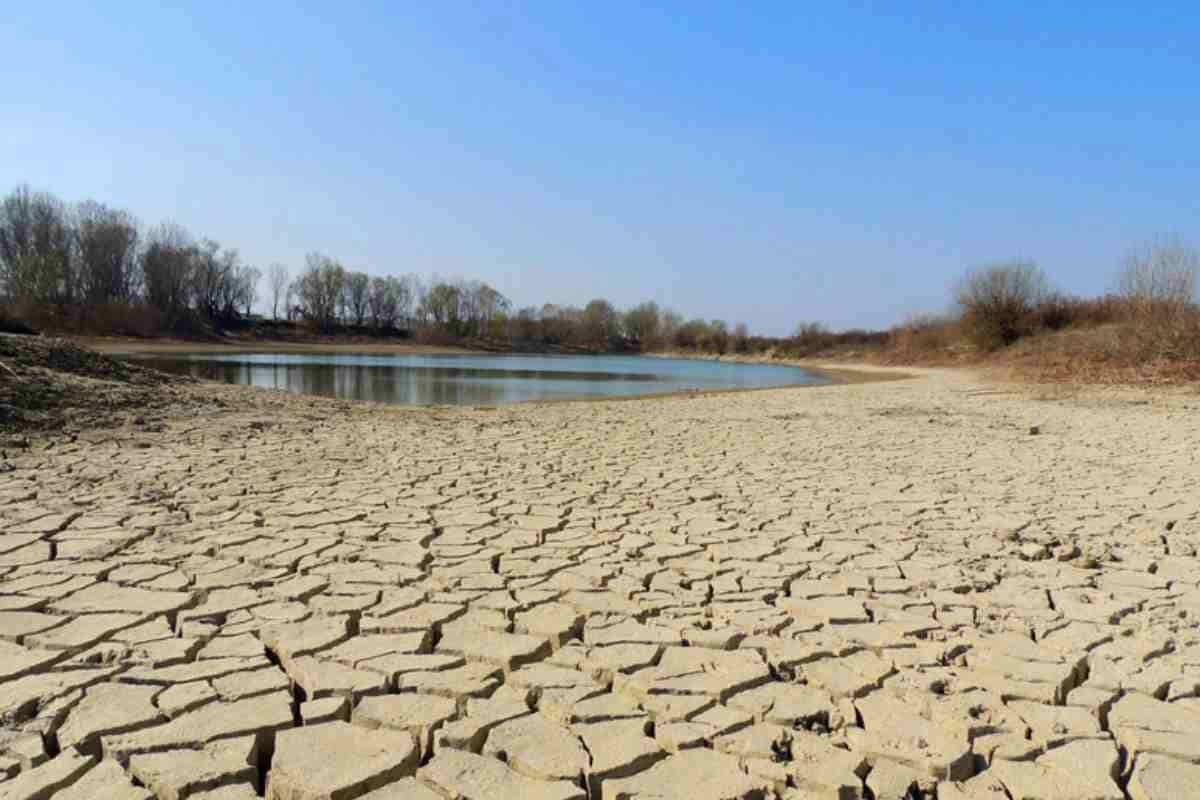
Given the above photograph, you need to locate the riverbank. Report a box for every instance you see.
[1,349,1197,798]
[76,335,481,356]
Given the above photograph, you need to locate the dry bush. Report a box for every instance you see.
[887,314,958,359]
[954,260,1050,351]
[1114,237,1200,360]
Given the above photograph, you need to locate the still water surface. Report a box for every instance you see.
[131,353,827,406]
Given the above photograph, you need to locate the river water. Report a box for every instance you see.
[129,352,827,406]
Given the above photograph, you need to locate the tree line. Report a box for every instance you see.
[0,183,759,352]
[0,185,261,330]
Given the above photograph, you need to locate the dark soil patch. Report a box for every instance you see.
[0,334,192,433]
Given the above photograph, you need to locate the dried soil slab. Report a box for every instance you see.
[601,749,770,800]
[265,721,418,800]
[129,736,258,799]
[49,583,194,617]
[419,750,586,800]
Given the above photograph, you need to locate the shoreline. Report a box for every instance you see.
[78,335,915,389]
[84,339,916,408]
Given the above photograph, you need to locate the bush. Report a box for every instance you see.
[954,260,1049,351]
[888,314,957,357]
[1114,236,1200,360]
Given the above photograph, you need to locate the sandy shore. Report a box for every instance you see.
[1,369,1198,797]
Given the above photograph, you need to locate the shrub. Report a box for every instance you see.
[1113,236,1200,360]
[954,260,1049,350]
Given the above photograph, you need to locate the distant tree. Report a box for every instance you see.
[470,282,510,337]
[674,318,711,350]
[368,276,410,329]
[0,185,75,304]
[582,298,620,349]
[267,263,289,320]
[514,306,540,341]
[142,223,195,321]
[238,265,261,317]
[189,239,241,320]
[422,282,463,331]
[1117,235,1198,315]
[74,200,140,303]
[708,319,730,354]
[624,301,661,349]
[294,252,345,328]
[733,322,750,353]
[660,309,683,348]
[344,271,371,326]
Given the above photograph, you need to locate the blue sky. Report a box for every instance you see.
[3,2,1198,334]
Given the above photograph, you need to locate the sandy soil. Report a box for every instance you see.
[1,367,1198,797]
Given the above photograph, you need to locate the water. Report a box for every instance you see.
[129,352,828,406]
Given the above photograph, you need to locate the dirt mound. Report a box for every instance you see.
[0,334,190,433]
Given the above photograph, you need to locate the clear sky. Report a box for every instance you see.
[3,3,1198,334]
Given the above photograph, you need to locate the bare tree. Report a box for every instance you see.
[733,322,750,353]
[267,263,289,320]
[708,319,730,354]
[344,271,370,326]
[74,200,140,303]
[624,301,661,348]
[660,309,683,347]
[0,185,75,304]
[582,298,620,349]
[238,265,261,317]
[142,223,195,321]
[1116,236,1200,358]
[294,252,345,328]
[1117,235,1198,315]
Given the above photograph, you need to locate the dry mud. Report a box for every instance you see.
[0,369,1198,799]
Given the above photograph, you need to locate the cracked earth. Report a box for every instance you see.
[0,369,1198,799]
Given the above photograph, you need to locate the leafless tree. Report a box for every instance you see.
[0,185,75,303]
[238,265,261,317]
[1117,235,1198,315]
[344,271,371,326]
[142,223,195,321]
[733,322,750,353]
[294,252,345,328]
[1115,236,1200,358]
[267,263,289,320]
[74,200,140,303]
[624,301,661,347]
[582,298,620,348]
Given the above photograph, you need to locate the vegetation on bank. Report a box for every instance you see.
[1,183,1197,382]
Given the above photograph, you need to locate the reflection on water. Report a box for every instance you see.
[130,353,826,406]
